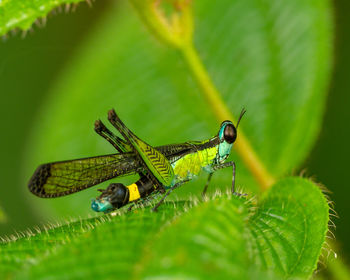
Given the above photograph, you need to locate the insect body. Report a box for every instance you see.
[28,109,245,213]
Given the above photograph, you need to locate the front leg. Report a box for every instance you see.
[212,161,239,195]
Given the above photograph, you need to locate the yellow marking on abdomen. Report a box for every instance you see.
[127,183,140,201]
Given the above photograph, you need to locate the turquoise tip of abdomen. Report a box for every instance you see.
[91,200,100,212]
[91,199,113,213]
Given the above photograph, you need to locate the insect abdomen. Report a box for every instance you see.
[127,176,155,202]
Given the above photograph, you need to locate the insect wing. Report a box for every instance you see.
[28,153,139,198]
[132,136,175,186]
[108,110,174,187]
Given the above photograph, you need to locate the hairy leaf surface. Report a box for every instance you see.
[0,178,328,279]
[0,0,86,36]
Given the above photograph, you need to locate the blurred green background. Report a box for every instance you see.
[0,0,349,267]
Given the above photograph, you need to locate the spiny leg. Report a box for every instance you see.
[107,110,162,191]
[201,173,213,198]
[230,162,238,195]
[107,109,172,193]
[94,119,130,153]
[212,161,244,195]
[151,187,174,212]
[152,179,190,212]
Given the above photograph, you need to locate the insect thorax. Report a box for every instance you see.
[171,147,218,182]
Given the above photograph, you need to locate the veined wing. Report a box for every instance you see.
[28,153,140,198]
[156,143,195,163]
[108,110,174,187]
[28,111,216,199]
[28,142,197,198]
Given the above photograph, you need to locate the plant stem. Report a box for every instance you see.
[129,0,275,190]
[181,43,275,190]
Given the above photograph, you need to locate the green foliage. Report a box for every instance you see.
[0,0,334,278]
[0,178,329,279]
[325,253,350,280]
[0,205,6,223]
[139,178,329,279]
[0,0,86,36]
[23,0,332,218]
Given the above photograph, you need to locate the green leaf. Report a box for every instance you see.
[1,203,187,278]
[0,0,86,36]
[0,216,109,276]
[1,177,329,279]
[138,177,329,279]
[0,0,334,278]
[23,0,333,218]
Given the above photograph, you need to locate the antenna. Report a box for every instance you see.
[236,108,246,128]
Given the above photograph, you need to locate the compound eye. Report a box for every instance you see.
[224,124,236,144]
